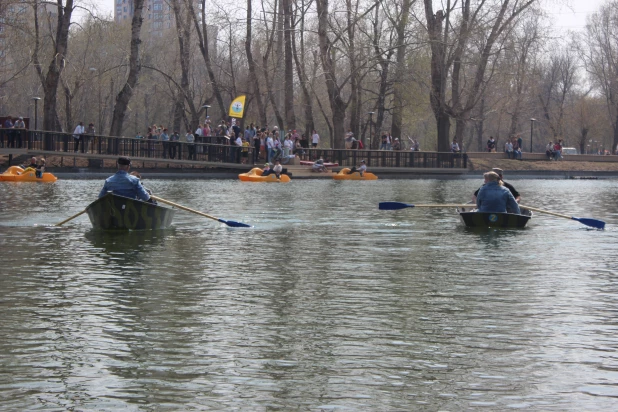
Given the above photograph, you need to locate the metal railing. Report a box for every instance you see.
[0,129,467,169]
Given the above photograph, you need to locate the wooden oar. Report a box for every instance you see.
[520,204,605,229]
[379,201,471,210]
[151,196,252,228]
[55,209,87,226]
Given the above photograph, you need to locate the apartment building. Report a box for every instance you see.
[113,0,217,51]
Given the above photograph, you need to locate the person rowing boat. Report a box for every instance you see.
[99,157,153,202]
[473,167,520,203]
[476,171,520,214]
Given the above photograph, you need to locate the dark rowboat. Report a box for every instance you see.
[86,192,175,230]
[457,205,532,228]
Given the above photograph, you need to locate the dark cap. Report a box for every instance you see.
[117,156,131,166]
[491,167,503,176]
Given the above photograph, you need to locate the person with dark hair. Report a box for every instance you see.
[346,160,367,176]
[4,116,15,148]
[487,136,496,152]
[169,131,180,159]
[35,158,46,179]
[99,157,151,202]
[73,121,85,152]
[185,129,196,160]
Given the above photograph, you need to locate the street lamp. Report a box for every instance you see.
[367,112,374,149]
[202,104,211,120]
[32,97,41,130]
[530,118,536,153]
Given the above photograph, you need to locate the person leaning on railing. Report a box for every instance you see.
[185,129,196,160]
[4,116,15,147]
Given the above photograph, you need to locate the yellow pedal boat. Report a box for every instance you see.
[239,168,291,183]
[0,166,58,182]
[333,168,378,180]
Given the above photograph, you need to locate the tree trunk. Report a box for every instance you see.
[283,0,296,130]
[261,0,284,131]
[424,5,450,152]
[63,85,72,133]
[291,2,315,140]
[36,0,74,132]
[346,0,359,138]
[109,0,145,137]
[171,0,196,133]
[189,0,225,118]
[390,0,412,141]
[245,0,266,126]
[614,112,618,152]
[316,0,348,148]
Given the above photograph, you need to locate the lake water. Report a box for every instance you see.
[1,178,618,410]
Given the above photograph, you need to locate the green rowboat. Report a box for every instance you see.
[86,193,175,230]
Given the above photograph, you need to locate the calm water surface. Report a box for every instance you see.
[1,178,618,410]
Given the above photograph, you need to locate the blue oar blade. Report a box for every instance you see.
[572,217,606,230]
[218,218,252,228]
[379,202,414,210]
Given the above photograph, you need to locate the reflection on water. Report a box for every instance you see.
[1,178,618,410]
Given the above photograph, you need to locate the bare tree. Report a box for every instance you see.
[32,0,75,131]
[188,0,226,117]
[245,0,267,126]
[260,0,285,130]
[291,0,316,139]
[109,0,145,137]
[316,0,350,148]
[580,3,618,152]
[389,0,413,142]
[537,48,578,143]
[423,0,536,151]
[283,0,296,129]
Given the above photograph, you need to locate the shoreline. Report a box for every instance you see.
[50,169,618,180]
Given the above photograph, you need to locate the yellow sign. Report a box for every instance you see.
[229,95,246,118]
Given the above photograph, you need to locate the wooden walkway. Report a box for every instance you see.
[0,148,469,178]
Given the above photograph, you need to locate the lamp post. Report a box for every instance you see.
[367,112,374,149]
[32,97,41,130]
[202,104,211,140]
[202,104,211,120]
[529,118,536,153]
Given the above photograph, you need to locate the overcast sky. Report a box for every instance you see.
[89,0,606,33]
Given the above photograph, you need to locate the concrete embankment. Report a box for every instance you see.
[4,153,618,179]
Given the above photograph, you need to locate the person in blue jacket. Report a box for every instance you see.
[99,157,152,202]
[476,171,520,214]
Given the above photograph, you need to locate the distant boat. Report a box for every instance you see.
[0,166,57,182]
[333,168,378,180]
[86,193,175,230]
[299,160,339,167]
[457,205,532,228]
[238,167,291,182]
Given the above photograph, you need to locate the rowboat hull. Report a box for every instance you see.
[457,206,531,228]
[86,193,175,230]
[239,168,291,182]
[333,168,378,180]
[0,166,57,182]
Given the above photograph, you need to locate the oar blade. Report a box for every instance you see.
[219,219,252,228]
[379,202,414,210]
[572,217,606,230]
